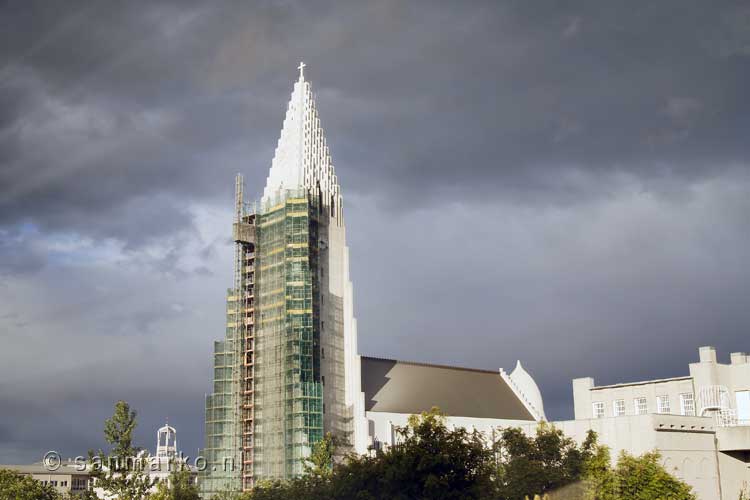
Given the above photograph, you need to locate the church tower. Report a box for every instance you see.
[200,64,363,496]
[156,422,177,460]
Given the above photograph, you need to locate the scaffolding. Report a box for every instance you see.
[201,182,349,493]
[238,210,256,491]
[198,294,242,496]
[253,188,324,479]
[200,175,256,496]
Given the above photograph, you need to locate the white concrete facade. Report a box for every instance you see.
[366,411,537,450]
[574,346,750,425]
[357,345,750,499]
[521,414,722,500]
[573,376,696,420]
[0,463,92,497]
[560,346,750,500]
[691,347,750,424]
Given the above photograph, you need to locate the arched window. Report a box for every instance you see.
[682,458,694,479]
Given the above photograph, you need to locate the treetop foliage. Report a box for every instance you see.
[89,400,155,500]
[0,403,697,500]
[0,468,61,500]
[242,407,696,500]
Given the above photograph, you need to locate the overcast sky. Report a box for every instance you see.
[1,0,750,463]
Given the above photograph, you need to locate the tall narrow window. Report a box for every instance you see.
[657,395,671,414]
[736,391,750,422]
[634,397,648,415]
[614,399,626,416]
[680,393,695,416]
[593,401,605,418]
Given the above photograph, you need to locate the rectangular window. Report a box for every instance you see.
[593,401,605,418]
[736,391,750,422]
[634,397,648,415]
[614,399,626,416]
[657,395,671,414]
[680,393,695,416]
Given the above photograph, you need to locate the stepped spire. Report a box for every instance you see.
[262,64,342,222]
[202,63,360,493]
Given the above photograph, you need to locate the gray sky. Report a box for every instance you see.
[1,0,750,462]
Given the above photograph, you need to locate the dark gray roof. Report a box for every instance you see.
[361,356,535,420]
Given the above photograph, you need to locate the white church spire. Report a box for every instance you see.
[262,64,343,223]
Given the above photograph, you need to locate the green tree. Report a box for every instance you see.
[495,422,597,499]
[249,407,496,500]
[72,489,100,500]
[583,447,695,500]
[580,437,617,500]
[210,488,244,500]
[149,480,171,500]
[340,408,494,499]
[247,478,324,500]
[303,432,343,479]
[89,400,155,500]
[148,468,199,500]
[105,400,138,458]
[616,451,694,500]
[171,467,200,500]
[244,412,695,500]
[0,468,61,500]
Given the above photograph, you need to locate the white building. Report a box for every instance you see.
[356,357,545,453]
[201,65,748,499]
[529,346,750,500]
[0,462,92,496]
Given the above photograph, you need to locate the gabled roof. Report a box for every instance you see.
[361,356,537,421]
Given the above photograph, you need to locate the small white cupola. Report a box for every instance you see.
[156,420,177,459]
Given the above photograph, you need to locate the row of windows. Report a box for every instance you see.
[593,393,695,418]
[41,480,67,487]
[72,477,89,489]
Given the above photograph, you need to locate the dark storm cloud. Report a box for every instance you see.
[1,0,750,462]
[2,0,749,240]
[0,228,46,275]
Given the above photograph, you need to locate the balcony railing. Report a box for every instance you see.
[698,385,731,416]
[698,385,750,427]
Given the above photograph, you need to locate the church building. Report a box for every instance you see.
[198,64,546,497]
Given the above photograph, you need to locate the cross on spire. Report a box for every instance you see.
[298,61,306,81]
